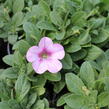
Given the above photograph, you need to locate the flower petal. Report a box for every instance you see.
[26,46,41,62]
[39,37,53,49]
[51,44,65,60]
[47,59,62,73]
[32,59,47,74]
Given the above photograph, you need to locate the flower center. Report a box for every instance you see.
[41,53,48,58]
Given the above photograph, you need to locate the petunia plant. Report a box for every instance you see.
[1,0,109,109]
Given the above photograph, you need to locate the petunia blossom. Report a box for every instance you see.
[26,37,65,74]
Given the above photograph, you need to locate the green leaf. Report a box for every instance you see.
[85,45,103,60]
[32,100,45,109]
[72,62,80,73]
[37,20,56,31]
[71,11,87,27]
[104,77,109,91]
[13,51,24,66]
[26,93,37,109]
[0,33,8,38]
[65,73,84,94]
[92,28,109,44]
[65,94,85,109]
[36,86,45,96]
[12,12,24,27]
[79,61,95,88]
[101,0,109,4]
[83,0,93,12]
[105,49,109,60]
[8,99,21,109]
[0,21,4,28]
[23,22,41,44]
[20,96,28,108]
[0,69,4,74]
[13,0,24,13]
[3,55,14,66]
[27,63,33,75]
[62,53,72,69]
[66,43,81,53]
[98,92,109,107]
[57,93,70,106]
[89,0,101,5]
[55,30,65,40]
[81,105,95,109]
[8,35,18,45]
[102,61,109,74]
[71,49,87,61]
[35,75,46,86]
[50,11,63,26]
[87,90,98,105]
[30,2,49,18]
[89,61,101,71]
[64,105,73,109]
[43,98,49,108]
[95,52,107,67]
[38,0,50,15]
[5,0,13,10]
[53,80,65,93]
[13,40,30,55]
[83,90,98,108]
[89,18,106,29]
[15,74,30,102]
[78,29,91,45]
[53,0,68,12]
[1,67,17,79]
[0,102,10,109]
[23,22,38,34]
[0,82,10,100]
[44,72,61,82]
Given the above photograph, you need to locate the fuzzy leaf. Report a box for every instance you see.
[65,73,84,94]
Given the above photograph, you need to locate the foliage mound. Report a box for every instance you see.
[0,0,109,109]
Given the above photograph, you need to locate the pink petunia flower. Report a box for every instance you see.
[26,37,65,74]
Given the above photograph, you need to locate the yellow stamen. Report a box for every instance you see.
[42,54,48,58]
